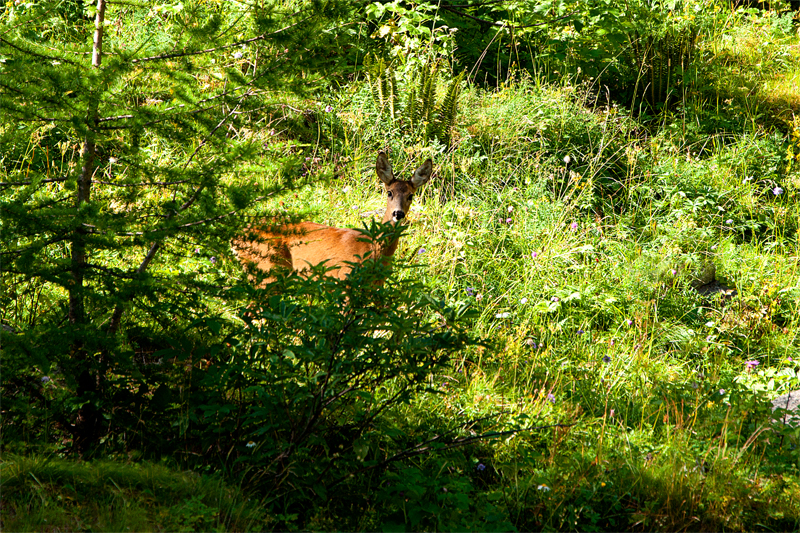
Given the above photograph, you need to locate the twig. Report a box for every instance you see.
[440,4,575,29]
[326,421,577,490]
[131,13,310,64]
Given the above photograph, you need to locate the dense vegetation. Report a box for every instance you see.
[2,0,800,530]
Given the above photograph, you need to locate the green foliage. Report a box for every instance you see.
[193,229,477,524]
[365,55,464,149]
[0,0,358,453]
[561,0,704,108]
[5,1,800,531]
[0,455,268,531]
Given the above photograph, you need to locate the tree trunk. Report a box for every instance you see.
[71,0,106,455]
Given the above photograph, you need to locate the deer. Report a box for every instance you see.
[233,152,432,283]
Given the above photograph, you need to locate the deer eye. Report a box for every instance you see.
[408,193,414,202]
[387,190,393,199]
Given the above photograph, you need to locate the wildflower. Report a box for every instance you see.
[195,247,201,254]
[602,355,612,363]
[670,269,677,276]
[719,389,725,395]
[773,186,784,196]
[418,248,427,254]
[325,104,334,113]
[210,257,217,264]
[477,463,486,472]
[508,206,514,213]
[41,376,50,383]
[725,219,733,225]
[465,287,475,297]
[109,157,118,164]
[233,51,243,59]
[537,484,550,492]
[476,293,483,301]
[745,360,760,370]
[531,251,538,258]
[577,329,584,335]
[506,217,513,224]
[495,312,511,319]
[246,441,256,448]
[570,222,578,231]
[609,409,615,417]
[551,296,559,302]
[610,339,615,347]
[520,297,528,304]
[547,393,555,403]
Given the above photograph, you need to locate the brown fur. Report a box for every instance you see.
[233,152,432,282]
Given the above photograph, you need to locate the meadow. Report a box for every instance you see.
[2,0,800,530]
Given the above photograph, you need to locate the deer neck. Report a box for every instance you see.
[379,210,402,257]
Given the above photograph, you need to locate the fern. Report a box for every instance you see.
[363,56,462,148]
[405,85,417,129]
[421,63,437,132]
[365,54,399,121]
[388,68,398,121]
[430,71,464,148]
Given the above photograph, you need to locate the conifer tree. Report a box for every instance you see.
[0,0,354,452]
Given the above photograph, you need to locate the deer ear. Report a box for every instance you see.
[376,152,394,185]
[411,159,432,188]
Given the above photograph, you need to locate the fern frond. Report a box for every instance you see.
[405,86,417,129]
[388,67,398,122]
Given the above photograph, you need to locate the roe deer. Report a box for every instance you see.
[233,152,432,281]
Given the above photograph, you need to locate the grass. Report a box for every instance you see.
[0,455,268,531]
[4,2,800,531]
[262,21,800,527]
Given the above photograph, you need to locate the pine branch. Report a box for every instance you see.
[106,98,245,334]
[131,13,311,64]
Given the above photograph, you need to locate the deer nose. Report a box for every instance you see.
[393,211,405,220]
